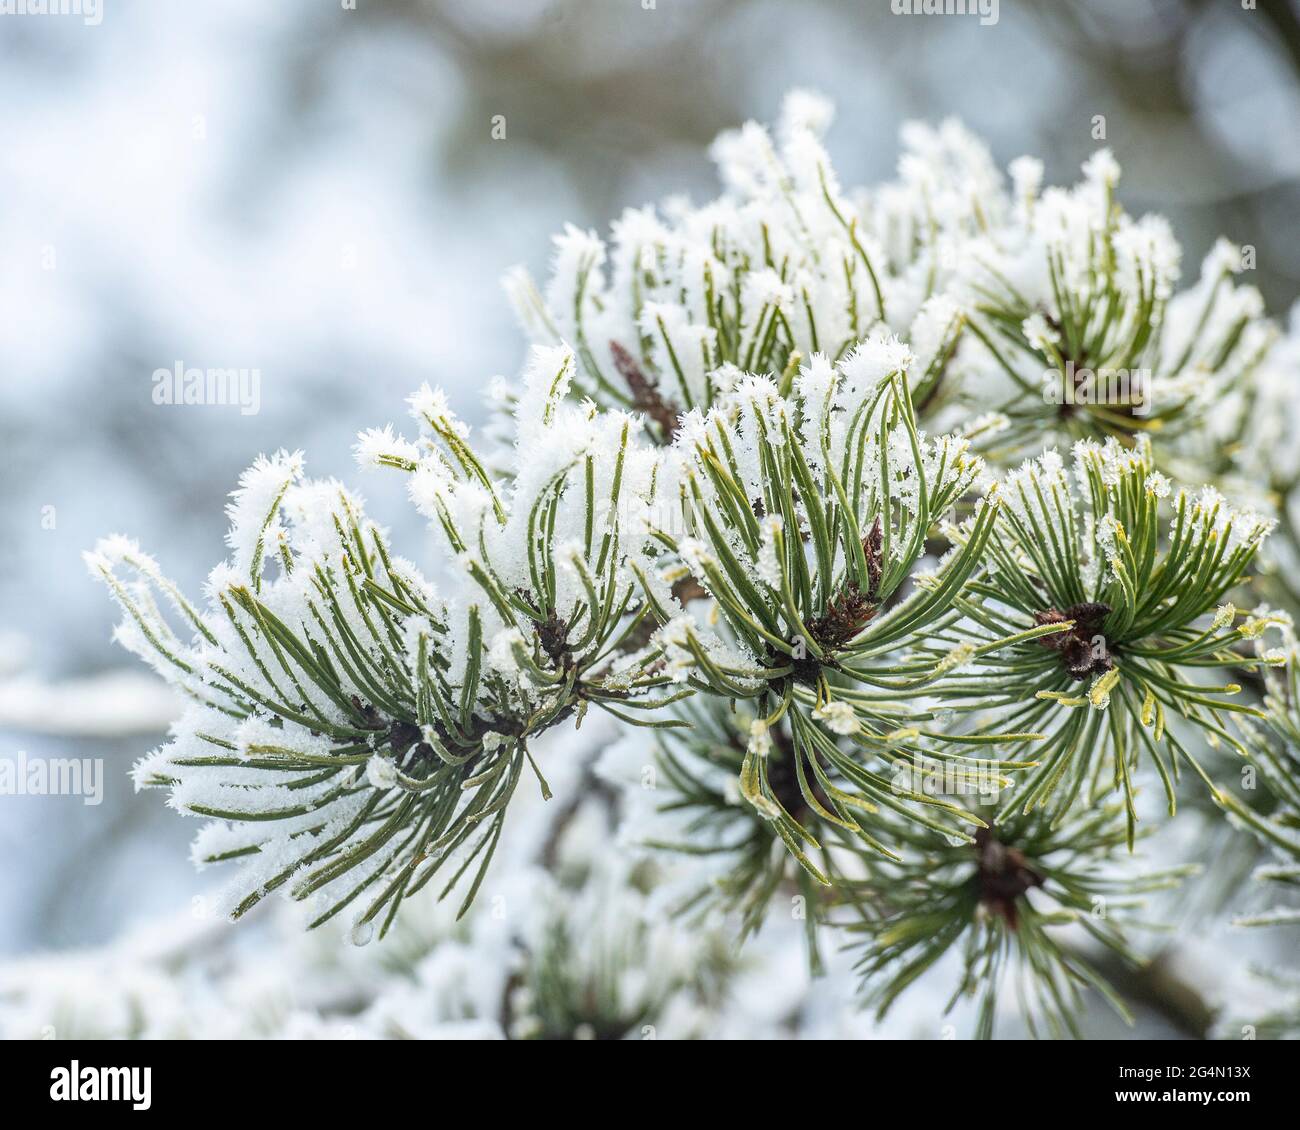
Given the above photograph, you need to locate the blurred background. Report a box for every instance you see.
[0,0,1297,1031]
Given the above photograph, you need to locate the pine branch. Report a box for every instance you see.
[85,91,1300,1040]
